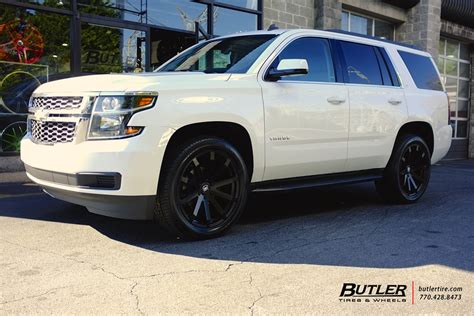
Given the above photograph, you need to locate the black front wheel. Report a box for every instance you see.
[156,137,249,239]
[376,135,431,203]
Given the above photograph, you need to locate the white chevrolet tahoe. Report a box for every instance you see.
[21,29,452,239]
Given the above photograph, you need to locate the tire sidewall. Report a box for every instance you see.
[391,135,431,202]
[162,138,249,238]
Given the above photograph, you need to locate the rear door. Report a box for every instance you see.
[259,37,349,181]
[336,40,407,171]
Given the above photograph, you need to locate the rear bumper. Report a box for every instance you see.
[42,185,155,220]
[432,125,452,164]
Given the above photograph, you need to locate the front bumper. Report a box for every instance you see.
[43,185,155,220]
[21,126,174,220]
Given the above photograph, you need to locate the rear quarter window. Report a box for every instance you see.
[398,51,443,91]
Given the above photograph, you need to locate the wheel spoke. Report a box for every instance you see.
[203,196,212,223]
[411,172,424,183]
[193,194,204,217]
[180,191,199,205]
[211,177,238,189]
[409,175,418,191]
[210,188,233,201]
[208,195,226,217]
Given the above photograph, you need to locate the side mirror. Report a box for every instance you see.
[266,59,309,82]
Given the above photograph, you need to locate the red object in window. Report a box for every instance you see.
[0,19,44,64]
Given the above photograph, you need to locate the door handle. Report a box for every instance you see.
[327,96,346,105]
[388,98,402,105]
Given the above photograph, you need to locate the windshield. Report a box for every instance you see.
[157,35,277,74]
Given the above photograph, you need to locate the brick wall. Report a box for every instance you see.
[263,0,315,29]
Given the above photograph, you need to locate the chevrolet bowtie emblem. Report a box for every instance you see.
[34,110,49,121]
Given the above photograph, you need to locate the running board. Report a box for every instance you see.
[251,169,384,193]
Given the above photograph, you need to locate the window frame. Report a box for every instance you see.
[335,40,398,87]
[438,36,471,140]
[262,36,343,84]
[342,10,395,40]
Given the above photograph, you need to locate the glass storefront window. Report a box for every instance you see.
[460,43,470,60]
[445,39,459,58]
[341,11,349,31]
[147,0,208,32]
[459,62,470,79]
[81,23,146,73]
[350,14,372,36]
[0,5,71,152]
[341,11,394,40]
[78,0,146,23]
[17,0,71,9]
[214,7,258,36]
[445,59,457,76]
[439,37,471,139]
[216,0,259,10]
[374,20,394,40]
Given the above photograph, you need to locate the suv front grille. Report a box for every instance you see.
[30,120,76,144]
[31,96,83,110]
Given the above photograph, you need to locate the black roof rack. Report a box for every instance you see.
[324,29,422,51]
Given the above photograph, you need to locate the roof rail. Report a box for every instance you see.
[324,29,422,51]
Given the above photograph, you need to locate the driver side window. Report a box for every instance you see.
[271,37,336,82]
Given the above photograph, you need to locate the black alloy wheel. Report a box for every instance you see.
[398,141,430,200]
[157,137,249,239]
[376,135,431,203]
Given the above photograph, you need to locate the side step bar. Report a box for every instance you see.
[251,169,384,193]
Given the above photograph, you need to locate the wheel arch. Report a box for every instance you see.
[161,121,255,180]
[393,121,434,157]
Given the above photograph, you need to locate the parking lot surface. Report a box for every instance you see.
[1,161,473,314]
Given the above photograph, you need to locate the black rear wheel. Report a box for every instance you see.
[156,137,249,239]
[376,135,431,203]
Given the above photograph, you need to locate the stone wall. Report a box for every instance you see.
[314,0,342,30]
[263,0,315,29]
[341,0,406,23]
[396,0,442,59]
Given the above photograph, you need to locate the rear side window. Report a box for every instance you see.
[398,51,443,91]
[339,41,383,85]
[269,37,336,83]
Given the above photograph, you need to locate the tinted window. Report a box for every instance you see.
[270,38,336,82]
[399,51,443,91]
[159,35,276,74]
[339,41,383,85]
[374,48,394,86]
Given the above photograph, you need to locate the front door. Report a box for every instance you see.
[259,37,349,181]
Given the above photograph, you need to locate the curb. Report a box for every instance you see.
[0,156,25,173]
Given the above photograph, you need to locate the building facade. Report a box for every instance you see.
[0,0,473,159]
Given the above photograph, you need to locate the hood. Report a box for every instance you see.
[34,72,232,94]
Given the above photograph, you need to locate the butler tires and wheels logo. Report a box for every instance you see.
[339,283,408,303]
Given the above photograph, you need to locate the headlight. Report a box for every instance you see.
[88,92,157,140]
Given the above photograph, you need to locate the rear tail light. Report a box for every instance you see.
[446,92,451,124]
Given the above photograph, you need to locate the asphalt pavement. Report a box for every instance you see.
[0,160,473,314]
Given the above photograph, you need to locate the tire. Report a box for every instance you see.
[156,137,249,240]
[376,134,431,204]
